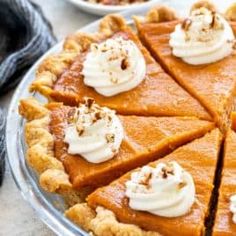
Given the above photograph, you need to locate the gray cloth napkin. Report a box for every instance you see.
[0,0,56,93]
[0,0,57,185]
[0,109,5,186]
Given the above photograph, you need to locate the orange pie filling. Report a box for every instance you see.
[48,98,214,190]
[84,129,222,236]
[135,5,236,131]
[31,15,211,120]
[19,2,236,235]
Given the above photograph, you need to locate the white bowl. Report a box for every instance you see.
[67,0,161,16]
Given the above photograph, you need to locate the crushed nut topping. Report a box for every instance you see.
[94,112,102,120]
[181,18,192,31]
[67,108,76,124]
[76,123,84,136]
[107,115,112,122]
[210,12,224,30]
[139,171,153,187]
[106,133,115,143]
[210,11,216,28]
[161,164,174,179]
[110,77,118,84]
[182,8,225,43]
[178,181,187,189]
[69,97,117,138]
[85,97,95,109]
[121,58,129,70]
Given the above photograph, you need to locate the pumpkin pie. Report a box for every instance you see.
[29,14,211,120]
[212,113,236,235]
[66,128,222,236]
[134,1,236,131]
[19,98,214,197]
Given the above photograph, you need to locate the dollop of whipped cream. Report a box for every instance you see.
[230,194,236,223]
[82,36,146,96]
[64,98,124,163]
[169,7,235,65]
[125,161,195,217]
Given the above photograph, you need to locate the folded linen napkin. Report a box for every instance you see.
[0,0,56,185]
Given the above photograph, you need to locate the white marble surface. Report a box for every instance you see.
[0,0,235,235]
[0,1,97,235]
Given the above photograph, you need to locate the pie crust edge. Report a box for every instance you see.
[19,98,87,206]
[65,204,160,236]
[29,14,129,100]
[133,0,236,25]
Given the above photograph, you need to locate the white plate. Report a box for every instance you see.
[67,0,161,16]
[66,0,235,17]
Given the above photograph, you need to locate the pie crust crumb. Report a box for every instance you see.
[65,204,160,236]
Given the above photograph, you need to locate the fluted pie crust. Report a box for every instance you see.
[18,1,236,235]
[19,98,86,206]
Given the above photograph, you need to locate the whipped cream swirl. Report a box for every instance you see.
[169,7,235,65]
[125,161,195,217]
[64,98,124,163]
[230,194,236,223]
[82,37,146,96]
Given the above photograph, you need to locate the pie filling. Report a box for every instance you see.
[49,100,214,190]
[49,27,211,120]
[19,1,236,235]
[86,129,222,235]
[136,5,236,131]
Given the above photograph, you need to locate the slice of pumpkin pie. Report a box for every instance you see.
[19,98,214,196]
[66,128,222,236]
[30,14,210,120]
[135,1,236,130]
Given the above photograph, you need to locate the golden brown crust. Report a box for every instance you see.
[63,32,97,52]
[133,5,178,25]
[30,52,78,97]
[66,204,160,236]
[225,3,236,21]
[19,97,49,121]
[99,14,127,36]
[19,98,82,205]
[134,1,234,26]
[30,14,129,99]
[190,0,216,13]
[133,1,219,26]
[146,5,178,23]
